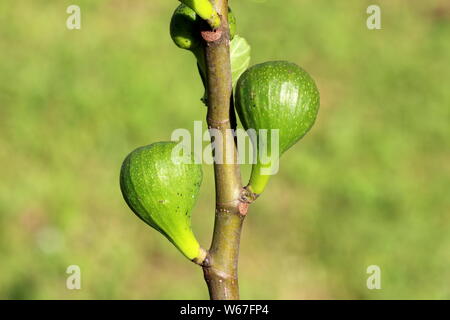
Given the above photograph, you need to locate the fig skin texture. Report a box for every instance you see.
[235,61,320,195]
[120,141,203,260]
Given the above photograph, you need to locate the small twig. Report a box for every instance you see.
[200,0,248,300]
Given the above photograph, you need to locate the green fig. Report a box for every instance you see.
[120,141,205,261]
[170,4,236,51]
[179,0,221,29]
[170,4,201,51]
[235,61,320,195]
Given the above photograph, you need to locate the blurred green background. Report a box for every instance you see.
[0,0,449,299]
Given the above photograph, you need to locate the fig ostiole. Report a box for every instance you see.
[120,141,206,262]
[235,61,320,195]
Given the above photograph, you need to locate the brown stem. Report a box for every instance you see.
[200,0,247,300]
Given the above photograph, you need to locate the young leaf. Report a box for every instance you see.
[230,35,251,88]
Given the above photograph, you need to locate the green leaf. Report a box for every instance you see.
[230,35,251,88]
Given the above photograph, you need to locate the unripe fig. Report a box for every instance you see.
[120,142,205,261]
[235,61,320,195]
[170,3,200,51]
[170,4,236,51]
[179,0,221,29]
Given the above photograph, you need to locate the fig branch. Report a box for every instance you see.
[120,0,319,301]
[200,0,248,300]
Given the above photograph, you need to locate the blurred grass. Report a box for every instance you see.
[0,0,449,299]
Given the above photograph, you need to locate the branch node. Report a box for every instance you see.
[201,28,223,43]
[239,186,259,204]
[207,118,230,129]
[192,247,208,265]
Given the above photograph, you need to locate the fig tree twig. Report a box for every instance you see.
[200,0,248,300]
